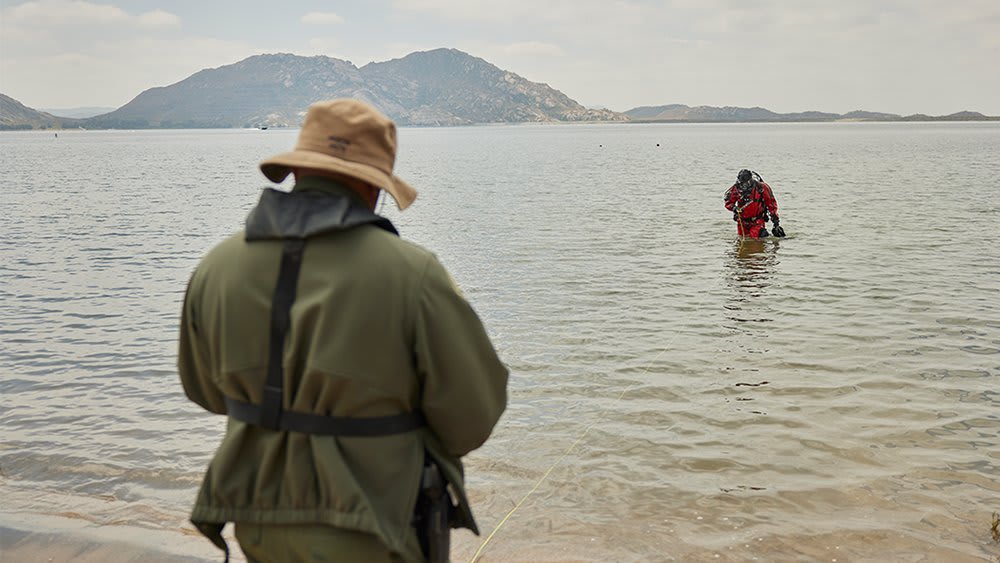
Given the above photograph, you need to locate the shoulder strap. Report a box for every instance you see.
[259,238,305,430]
[236,236,424,436]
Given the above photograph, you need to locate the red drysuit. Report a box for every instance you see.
[724,180,779,238]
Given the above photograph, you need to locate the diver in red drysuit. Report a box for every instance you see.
[724,169,786,238]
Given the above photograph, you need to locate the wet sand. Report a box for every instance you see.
[0,511,243,563]
[0,480,239,562]
[2,500,996,562]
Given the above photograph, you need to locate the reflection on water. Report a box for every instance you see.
[730,238,778,278]
[724,238,780,336]
[726,237,779,295]
[2,124,999,562]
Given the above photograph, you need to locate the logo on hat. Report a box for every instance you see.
[327,136,351,153]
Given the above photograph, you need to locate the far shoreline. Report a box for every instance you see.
[3,116,1000,132]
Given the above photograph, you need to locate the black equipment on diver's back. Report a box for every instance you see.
[734,170,785,237]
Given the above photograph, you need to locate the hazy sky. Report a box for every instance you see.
[2,0,998,115]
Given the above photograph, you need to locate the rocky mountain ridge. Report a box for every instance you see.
[2,49,997,129]
[6,49,624,129]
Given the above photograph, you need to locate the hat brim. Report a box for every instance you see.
[260,150,417,210]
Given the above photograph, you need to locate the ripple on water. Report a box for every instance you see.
[3,125,1000,561]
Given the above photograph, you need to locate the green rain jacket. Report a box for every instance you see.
[178,177,509,560]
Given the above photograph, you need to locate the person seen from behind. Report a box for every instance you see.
[724,168,786,238]
[177,98,509,562]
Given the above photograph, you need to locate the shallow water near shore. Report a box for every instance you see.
[1,122,999,562]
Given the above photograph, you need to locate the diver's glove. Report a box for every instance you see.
[772,217,786,237]
[732,211,740,222]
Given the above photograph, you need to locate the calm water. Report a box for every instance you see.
[1,123,998,562]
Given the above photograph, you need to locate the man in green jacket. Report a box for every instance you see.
[177,99,509,562]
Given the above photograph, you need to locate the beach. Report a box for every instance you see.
[0,482,239,562]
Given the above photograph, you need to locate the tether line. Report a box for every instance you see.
[469,421,597,562]
[469,344,674,562]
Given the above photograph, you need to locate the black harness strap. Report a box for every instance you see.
[236,236,425,437]
[226,396,426,436]
[260,238,305,431]
[738,183,768,223]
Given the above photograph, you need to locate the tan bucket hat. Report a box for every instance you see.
[260,99,417,210]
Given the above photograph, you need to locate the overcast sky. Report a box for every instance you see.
[1,0,998,115]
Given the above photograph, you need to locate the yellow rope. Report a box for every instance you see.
[469,350,671,562]
[469,422,597,562]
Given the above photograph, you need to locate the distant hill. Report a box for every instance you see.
[38,106,117,118]
[636,105,790,122]
[89,53,368,128]
[72,49,626,128]
[840,110,899,121]
[899,111,993,122]
[623,104,999,123]
[0,93,68,130]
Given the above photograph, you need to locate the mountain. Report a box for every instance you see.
[92,53,367,128]
[3,49,998,129]
[0,93,69,130]
[626,104,844,122]
[623,104,1000,122]
[38,106,118,118]
[900,110,990,122]
[78,49,625,128]
[359,49,623,125]
[840,110,899,121]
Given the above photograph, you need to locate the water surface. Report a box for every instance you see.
[1,122,998,561]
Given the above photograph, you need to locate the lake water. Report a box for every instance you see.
[1,122,998,562]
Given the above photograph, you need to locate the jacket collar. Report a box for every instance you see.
[245,178,398,241]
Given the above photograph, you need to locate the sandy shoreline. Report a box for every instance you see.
[0,512,485,563]
[0,495,242,563]
[0,478,489,562]
[0,526,212,562]
[4,476,994,562]
[0,479,481,562]
[0,516,242,562]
